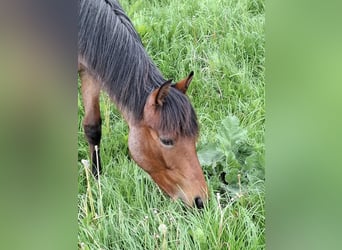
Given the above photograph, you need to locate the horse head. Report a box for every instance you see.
[128,72,208,208]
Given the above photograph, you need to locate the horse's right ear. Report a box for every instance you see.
[153,80,172,106]
[173,71,194,94]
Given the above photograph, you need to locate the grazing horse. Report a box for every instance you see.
[78,0,208,208]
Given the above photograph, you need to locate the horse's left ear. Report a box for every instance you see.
[173,71,194,94]
[155,79,172,106]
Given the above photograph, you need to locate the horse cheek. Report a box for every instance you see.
[128,127,153,173]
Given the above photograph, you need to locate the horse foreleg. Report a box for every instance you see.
[79,66,102,178]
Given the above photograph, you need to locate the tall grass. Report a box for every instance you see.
[78,0,264,249]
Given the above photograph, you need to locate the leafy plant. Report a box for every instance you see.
[198,115,264,191]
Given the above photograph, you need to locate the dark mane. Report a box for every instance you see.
[79,0,198,137]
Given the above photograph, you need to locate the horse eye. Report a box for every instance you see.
[160,138,174,146]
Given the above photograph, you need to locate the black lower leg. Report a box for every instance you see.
[84,120,102,178]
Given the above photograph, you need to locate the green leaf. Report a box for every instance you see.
[198,143,224,166]
[225,168,239,185]
[219,115,247,153]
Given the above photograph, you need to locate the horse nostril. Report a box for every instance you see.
[194,196,204,209]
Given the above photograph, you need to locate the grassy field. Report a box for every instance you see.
[78,0,265,249]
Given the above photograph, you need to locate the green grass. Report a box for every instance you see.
[78,0,265,249]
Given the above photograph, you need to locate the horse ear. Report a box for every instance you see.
[173,71,194,94]
[155,79,172,106]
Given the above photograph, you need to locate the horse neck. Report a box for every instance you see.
[79,0,166,123]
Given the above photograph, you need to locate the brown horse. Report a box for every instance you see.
[78,0,208,208]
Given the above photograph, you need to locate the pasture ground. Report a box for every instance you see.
[78,0,265,249]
